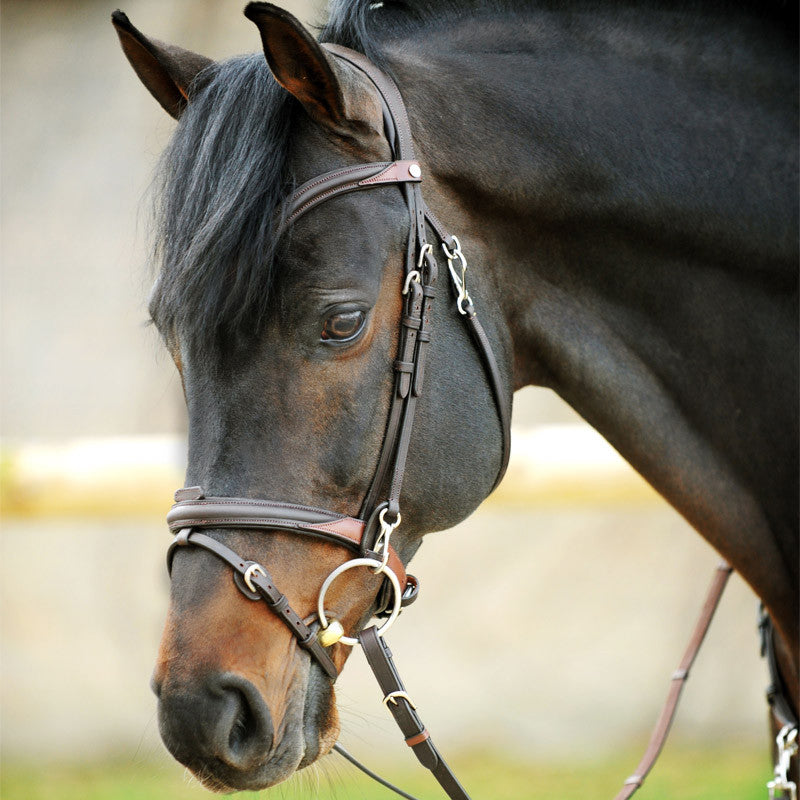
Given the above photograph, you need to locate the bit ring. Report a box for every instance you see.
[317,558,402,646]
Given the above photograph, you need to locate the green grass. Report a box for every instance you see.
[1,746,770,800]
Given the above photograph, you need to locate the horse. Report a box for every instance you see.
[113,1,798,793]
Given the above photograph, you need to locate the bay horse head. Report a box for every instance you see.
[116,0,799,793]
[114,3,511,791]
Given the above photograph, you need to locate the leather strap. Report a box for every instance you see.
[421,203,457,251]
[278,160,422,238]
[614,561,733,800]
[324,44,416,162]
[272,46,510,520]
[332,562,736,800]
[304,47,511,492]
[461,306,511,488]
[360,626,472,800]
[167,494,410,598]
[168,529,339,680]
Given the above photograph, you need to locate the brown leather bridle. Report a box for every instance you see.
[165,45,510,799]
[166,42,510,663]
[162,46,769,800]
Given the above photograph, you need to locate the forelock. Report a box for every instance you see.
[150,54,296,346]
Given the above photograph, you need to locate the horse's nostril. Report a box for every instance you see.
[211,673,274,768]
[226,689,256,754]
[158,672,274,772]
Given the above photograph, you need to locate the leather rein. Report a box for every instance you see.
[162,45,793,800]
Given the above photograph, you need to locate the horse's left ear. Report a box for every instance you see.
[112,10,213,119]
[244,3,356,135]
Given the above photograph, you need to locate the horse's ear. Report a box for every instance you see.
[244,3,350,132]
[112,10,213,120]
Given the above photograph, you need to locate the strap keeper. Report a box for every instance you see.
[175,486,204,502]
[417,331,431,343]
[624,775,642,786]
[175,528,191,546]
[672,668,688,680]
[402,314,422,329]
[405,730,430,747]
[269,594,289,615]
[393,359,414,373]
[297,628,317,648]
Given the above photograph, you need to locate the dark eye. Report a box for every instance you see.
[321,310,366,343]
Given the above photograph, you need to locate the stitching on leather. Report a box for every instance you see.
[175,498,346,518]
[287,163,391,217]
[172,517,326,529]
[359,165,396,185]
[292,163,389,198]
[288,184,360,224]
[358,163,417,186]
[170,518,365,550]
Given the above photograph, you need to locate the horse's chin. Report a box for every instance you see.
[298,661,340,768]
[162,663,339,793]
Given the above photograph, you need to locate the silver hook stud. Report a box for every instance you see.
[402,270,421,295]
[442,236,472,314]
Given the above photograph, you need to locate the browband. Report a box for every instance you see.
[278,160,423,236]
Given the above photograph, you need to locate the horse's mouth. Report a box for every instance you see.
[157,660,339,793]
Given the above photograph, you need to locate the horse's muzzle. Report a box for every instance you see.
[156,671,275,790]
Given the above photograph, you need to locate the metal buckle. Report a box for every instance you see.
[442,236,472,314]
[383,690,416,710]
[768,725,798,800]
[243,563,267,593]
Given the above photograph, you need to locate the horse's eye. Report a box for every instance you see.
[321,310,366,342]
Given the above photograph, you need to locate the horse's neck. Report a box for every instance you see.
[389,7,798,659]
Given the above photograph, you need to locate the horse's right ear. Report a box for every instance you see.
[112,10,213,120]
[244,3,350,132]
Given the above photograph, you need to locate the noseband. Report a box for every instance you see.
[166,45,511,682]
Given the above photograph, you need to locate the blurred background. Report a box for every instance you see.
[0,1,773,798]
